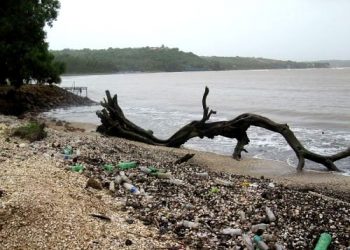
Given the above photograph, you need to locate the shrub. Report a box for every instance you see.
[12,121,47,142]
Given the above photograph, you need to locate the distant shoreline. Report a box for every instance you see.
[52,47,330,75]
[60,66,350,77]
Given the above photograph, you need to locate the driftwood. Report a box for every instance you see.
[96,87,350,172]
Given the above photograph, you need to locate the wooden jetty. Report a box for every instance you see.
[62,86,88,97]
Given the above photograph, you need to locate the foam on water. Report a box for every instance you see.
[45,69,350,174]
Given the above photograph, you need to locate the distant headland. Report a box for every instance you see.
[52,46,331,75]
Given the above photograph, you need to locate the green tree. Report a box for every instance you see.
[0,0,64,87]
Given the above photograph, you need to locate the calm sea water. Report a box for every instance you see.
[44,68,350,173]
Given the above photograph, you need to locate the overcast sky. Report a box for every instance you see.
[46,0,350,61]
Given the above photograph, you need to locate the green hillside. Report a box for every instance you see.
[204,56,328,70]
[52,47,329,74]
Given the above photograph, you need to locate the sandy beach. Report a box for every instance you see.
[1,115,349,249]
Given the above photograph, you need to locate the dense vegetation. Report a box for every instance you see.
[52,47,329,74]
[319,60,350,68]
[0,0,64,87]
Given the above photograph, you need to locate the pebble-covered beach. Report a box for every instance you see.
[0,115,349,249]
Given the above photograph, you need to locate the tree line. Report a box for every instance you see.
[0,0,64,87]
[52,47,329,75]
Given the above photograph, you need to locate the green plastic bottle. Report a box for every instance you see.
[118,161,138,170]
[314,233,332,250]
[103,164,114,172]
[71,163,84,173]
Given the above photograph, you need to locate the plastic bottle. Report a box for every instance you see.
[221,228,242,236]
[63,146,73,155]
[195,172,209,178]
[253,235,269,250]
[214,178,234,187]
[119,171,131,183]
[257,241,269,250]
[103,164,115,172]
[167,178,185,185]
[314,233,332,250]
[251,223,268,233]
[115,175,123,184]
[238,210,246,221]
[123,182,140,194]
[71,163,84,173]
[274,243,285,250]
[154,172,172,179]
[109,181,115,192]
[265,206,276,222]
[139,166,152,174]
[182,220,199,229]
[118,161,138,170]
[242,234,254,250]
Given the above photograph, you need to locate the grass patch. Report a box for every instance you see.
[12,121,47,142]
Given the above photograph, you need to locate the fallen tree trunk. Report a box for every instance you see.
[96,87,349,172]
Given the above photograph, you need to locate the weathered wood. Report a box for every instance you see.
[96,87,349,172]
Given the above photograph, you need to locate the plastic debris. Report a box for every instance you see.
[221,228,242,236]
[109,181,115,192]
[167,178,185,185]
[123,182,140,194]
[242,234,254,250]
[182,220,199,229]
[139,166,153,174]
[274,243,285,250]
[214,178,234,187]
[103,164,115,172]
[249,182,259,188]
[265,206,276,222]
[241,180,251,187]
[268,182,275,188]
[257,240,269,250]
[195,172,209,178]
[210,186,220,194]
[63,146,73,158]
[253,235,269,250]
[314,233,332,250]
[251,223,268,233]
[71,163,84,173]
[238,210,246,221]
[118,161,138,170]
[154,172,172,179]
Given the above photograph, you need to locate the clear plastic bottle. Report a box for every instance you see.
[195,172,209,178]
[123,182,140,194]
[265,206,276,222]
[139,166,152,174]
[167,178,185,185]
[242,234,254,250]
[221,228,242,236]
[214,178,234,186]
[251,223,268,232]
[155,172,172,179]
[257,240,269,250]
[182,220,199,229]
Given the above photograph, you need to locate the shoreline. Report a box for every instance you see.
[59,67,344,78]
[1,115,350,248]
[44,117,350,200]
